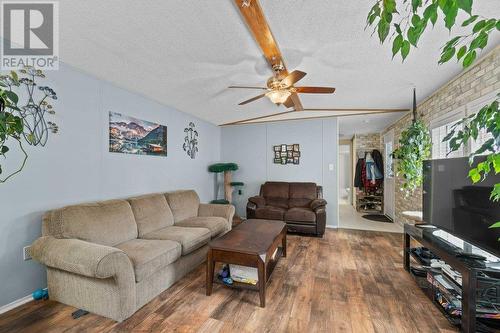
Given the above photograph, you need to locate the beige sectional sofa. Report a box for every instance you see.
[31,190,234,322]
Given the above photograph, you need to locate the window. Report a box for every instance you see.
[431,119,464,159]
[470,128,494,155]
[429,92,498,160]
[467,92,497,155]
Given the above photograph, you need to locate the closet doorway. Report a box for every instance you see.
[383,130,395,220]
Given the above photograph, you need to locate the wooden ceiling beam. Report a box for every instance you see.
[219,108,409,126]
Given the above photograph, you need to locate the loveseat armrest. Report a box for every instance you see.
[31,236,134,280]
[248,196,266,208]
[310,198,327,211]
[198,203,235,230]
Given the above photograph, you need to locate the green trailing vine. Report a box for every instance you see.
[0,74,25,183]
[366,0,499,67]
[0,67,58,183]
[392,119,432,196]
[442,94,500,233]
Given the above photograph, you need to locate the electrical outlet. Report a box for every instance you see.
[23,246,32,261]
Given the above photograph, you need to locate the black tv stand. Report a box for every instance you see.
[404,223,500,333]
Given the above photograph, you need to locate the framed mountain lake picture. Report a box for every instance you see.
[109,112,168,156]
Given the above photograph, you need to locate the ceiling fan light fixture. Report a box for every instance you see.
[266,89,291,104]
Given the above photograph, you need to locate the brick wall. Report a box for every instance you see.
[354,133,382,154]
[382,46,500,225]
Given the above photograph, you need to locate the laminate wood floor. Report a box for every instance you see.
[0,229,457,333]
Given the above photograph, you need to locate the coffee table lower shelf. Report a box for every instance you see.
[213,247,284,292]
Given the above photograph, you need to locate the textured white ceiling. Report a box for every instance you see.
[338,112,408,137]
[52,1,499,125]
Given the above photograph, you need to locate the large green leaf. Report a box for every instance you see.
[462,50,476,67]
[439,47,455,64]
[401,40,411,60]
[378,20,390,43]
[457,45,467,60]
[457,0,472,14]
[462,15,478,26]
[392,35,403,57]
[4,90,18,104]
[444,1,459,30]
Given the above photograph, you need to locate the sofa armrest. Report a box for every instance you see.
[31,236,134,279]
[315,208,327,237]
[198,203,235,230]
[248,196,266,208]
[310,198,327,211]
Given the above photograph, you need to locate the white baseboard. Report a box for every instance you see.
[0,294,33,315]
[326,224,338,229]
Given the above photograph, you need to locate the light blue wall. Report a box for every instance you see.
[221,118,339,228]
[0,63,221,307]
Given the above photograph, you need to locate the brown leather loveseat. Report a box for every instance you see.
[246,182,327,237]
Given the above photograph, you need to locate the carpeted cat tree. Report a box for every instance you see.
[208,163,243,204]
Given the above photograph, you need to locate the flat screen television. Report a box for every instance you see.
[423,156,500,257]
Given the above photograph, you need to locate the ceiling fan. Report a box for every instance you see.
[229,64,335,107]
[228,0,408,124]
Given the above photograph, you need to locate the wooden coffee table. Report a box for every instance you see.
[206,219,286,307]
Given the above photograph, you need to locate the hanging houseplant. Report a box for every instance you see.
[392,89,432,196]
[0,66,58,183]
[442,93,500,233]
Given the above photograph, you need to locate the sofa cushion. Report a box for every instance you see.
[128,193,174,237]
[288,183,317,208]
[142,226,210,255]
[115,239,181,282]
[42,200,138,247]
[175,216,227,238]
[265,197,289,209]
[285,207,316,224]
[255,206,286,220]
[262,182,289,198]
[165,190,200,223]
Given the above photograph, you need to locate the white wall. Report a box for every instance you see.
[221,118,339,227]
[0,63,221,307]
[339,144,352,204]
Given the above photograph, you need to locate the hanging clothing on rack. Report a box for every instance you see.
[365,152,383,184]
[354,158,364,188]
[372,149,384,179]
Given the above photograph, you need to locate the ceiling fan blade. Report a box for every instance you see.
[228,85,267,90]
[282,70,307,87]
[290,92,303,111]
[295,87,336,94]
[233,0,287,71]
[238,93,267,105]
[283,96,294,108]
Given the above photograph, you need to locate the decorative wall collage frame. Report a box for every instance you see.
[273,144,300,165]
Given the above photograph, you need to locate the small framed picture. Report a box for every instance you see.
[280,152,287,157]
[274,145,281,152]
[287,158,294,164]
[287,151,293,158]
[293,144,299,151]
[281,144,286,151]
[286,145,293,151]
[275,151,280,158]
[293,157,300,164]
[274,158,281,164]
[292,151,300,157]
[281,158,286,164]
